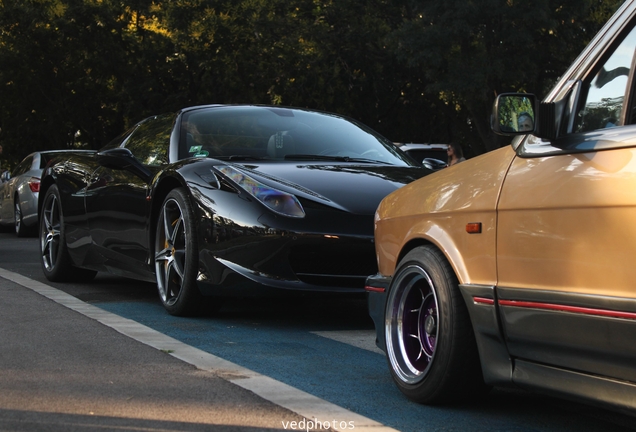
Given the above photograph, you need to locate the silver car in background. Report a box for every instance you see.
[395,143,448,171]
[0,151,66,236]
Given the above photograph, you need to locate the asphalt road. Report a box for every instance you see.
[2,232,636,431]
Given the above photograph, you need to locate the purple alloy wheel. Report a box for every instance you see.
[386,264,440,384]
[402,285,437,370]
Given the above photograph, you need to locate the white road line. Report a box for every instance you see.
[311,330,384,355]
[0,268,398,432]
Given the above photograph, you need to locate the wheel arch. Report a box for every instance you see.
[38,176,56,219]
[395,238,436,271]
[394,237,474,335]
[396,233,469,286]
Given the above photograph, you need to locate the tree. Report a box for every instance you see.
[0,0,626,169]
[0,0,178,166]
[158,0,417,139]
[387,0,625,154]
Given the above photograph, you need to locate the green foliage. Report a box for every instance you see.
[387,0,625,153]
[0,0,626,168]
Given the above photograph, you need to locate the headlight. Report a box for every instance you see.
[217,166,305,218]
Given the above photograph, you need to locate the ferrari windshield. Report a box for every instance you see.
[179,106,415,166]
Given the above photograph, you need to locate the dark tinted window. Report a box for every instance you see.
[123,113,176,166]
[180,106,416,166]
[38,153,54,169]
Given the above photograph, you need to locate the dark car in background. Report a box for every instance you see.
[39,105,431,316]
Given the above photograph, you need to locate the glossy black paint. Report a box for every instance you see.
[39,105,431,299]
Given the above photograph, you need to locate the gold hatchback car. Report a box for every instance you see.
[366,0,636,412]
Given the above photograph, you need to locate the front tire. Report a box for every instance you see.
[40,185,96,282]
[385,245,487,404]
[154,188,205,316]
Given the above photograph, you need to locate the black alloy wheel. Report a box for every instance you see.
[40,185,96,282]
[154,188,206,316]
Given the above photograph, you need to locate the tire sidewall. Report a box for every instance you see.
[385,246,462,402]
[40,185,72,281]
[14,200,24,237]
[155,188,202,316]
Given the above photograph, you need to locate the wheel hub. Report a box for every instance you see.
[424,312,437,336]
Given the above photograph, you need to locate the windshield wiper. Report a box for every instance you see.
[215,155,267,161]
[283,154,383,164]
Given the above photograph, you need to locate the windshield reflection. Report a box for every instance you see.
[179,106,414,166]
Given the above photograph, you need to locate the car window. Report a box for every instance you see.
[11,156,32,177]
[124,114,176,166]
[404,149,448,164]
[180,106,415,165]
[38,153,52,169]
[574,25,636,133]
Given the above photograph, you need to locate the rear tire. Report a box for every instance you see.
[40,185,97,282]
[15,200,27,237]
[385,245,488,404]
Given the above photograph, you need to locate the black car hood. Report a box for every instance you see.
[234,162,431,214]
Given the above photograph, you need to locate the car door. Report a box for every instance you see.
[85,114,175,280]
[0,156,31,222]
[496,22,636,383]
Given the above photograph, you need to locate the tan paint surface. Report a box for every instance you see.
[497,147,636,298]
[374,146,516,285]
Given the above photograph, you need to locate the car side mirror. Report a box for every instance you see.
[491,94,536,136]
[492,82,581,141]
[422,158,447,171]
[0,170,10,182]
[97,147,151,181]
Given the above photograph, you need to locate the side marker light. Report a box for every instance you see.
[365,286,386,293]
[466,222,482,234]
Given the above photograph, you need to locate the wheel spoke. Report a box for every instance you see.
[155,246,171,262]
[162,205,173,243]
[15,203,22,233]
[155,198,187,306]
[169,215,183,245]
[41,195,61,271]
[171,251,185,279]
[406,290,430,363]
[168,210,185,280]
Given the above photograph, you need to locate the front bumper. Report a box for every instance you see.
[365,273,392,352]
[191,181,379,296]
[196,230,378,295]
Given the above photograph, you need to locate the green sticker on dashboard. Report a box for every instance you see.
[194,151,209,157]
[189,145,202,153]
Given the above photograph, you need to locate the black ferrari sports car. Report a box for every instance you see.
[38,105,430,315]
